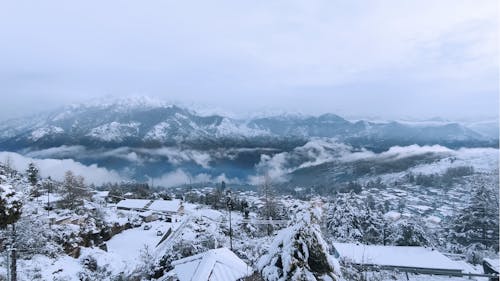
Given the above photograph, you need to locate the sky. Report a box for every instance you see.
[0,0,498,121]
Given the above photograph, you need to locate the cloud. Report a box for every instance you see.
[0,151,123,185]
[250,140,461,182]
[140,148,212,169]
[24,145,87,158]
[251,138,352,183]
[0,0,497,120]
[153,169,240,188]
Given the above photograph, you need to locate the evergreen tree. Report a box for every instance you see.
[388,219,429,246]
[0,183,23,281]
[0,184,22,228]
[26,162,39,186]
[326,193,385,245]
[449,185,499,251]
[326,193,364,242]
[258,206,341,281]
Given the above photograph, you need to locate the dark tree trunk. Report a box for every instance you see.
[10,223,17,281]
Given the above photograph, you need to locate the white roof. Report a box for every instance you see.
[333,243,463,271]
[149,199,181,213]
[39,193,63,203]
[95,191,109,197]
[484,258,500,273]
[383,211,401,221]
[172,248,251,281]
[116,199,151,209]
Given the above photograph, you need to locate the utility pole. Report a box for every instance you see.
[10,223,17,281]
[226,189,233,251]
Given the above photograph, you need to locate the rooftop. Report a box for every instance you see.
[149,199,181,213]
[333,242,463,272]
[116,199,151,210]
[172,247,251,281]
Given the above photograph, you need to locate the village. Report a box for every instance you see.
[3,172,493,281]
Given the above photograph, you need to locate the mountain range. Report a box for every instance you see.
[0,96,496,152]
[0,96,497,185]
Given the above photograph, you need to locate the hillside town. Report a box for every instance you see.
[0,157,498,281]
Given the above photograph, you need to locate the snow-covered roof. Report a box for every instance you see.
[95,191,109,198]
[383,211,401,221]
[37,193,63,203]
[172,248,251,281]
[139,210,154,217]
[149,199,181,213]
[484,258,500,273]
[116,199,151,209]
[333,243,463,271]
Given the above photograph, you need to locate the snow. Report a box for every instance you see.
[172,247,251,281]
[116,199,151,210]
[483,258,499,273]
[384,211,401,221]
[30,126,64,141]
[106,220,173,269]
[333,243,464,271]
[144,121,171,142]
[149,199,181,213]
[214,118,269,138]
[95,191,109,198]
[0,183,20,208]
[16,254,82,280]
[87,121,140,142]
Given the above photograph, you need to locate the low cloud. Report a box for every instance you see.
[250,140,462,183]
[153,169,240,188]
[0,151,123,185]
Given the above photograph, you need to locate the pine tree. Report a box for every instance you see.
[326,193,385,245]
[258,206,341,281]
[449,185,499,251]
[0,183,23,281]
[389,219,429,246]
[26,162,39,186]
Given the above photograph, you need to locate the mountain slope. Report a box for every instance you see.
[0,96,495,152]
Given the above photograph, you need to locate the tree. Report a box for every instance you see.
[26,162,39,186]
[3,155,14,177]
[258,206,341,281]
[388,219,429,246]
[0,184,22,228]
[59,171,90,209]
[0,183,23,281]
[326,193,386,245]
[258,175,284,235]
[448,185,499,251]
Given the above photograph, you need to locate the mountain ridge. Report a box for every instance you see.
[0,96,496,152]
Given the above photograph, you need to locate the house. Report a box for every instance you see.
[332,243,464,276]
[149,199,183,216]
[139,210,158,222]
[40,193,63,209]
[171,247,252,281]
[483,258,499,281]
[93,191,110,204]
[116,199,152,211]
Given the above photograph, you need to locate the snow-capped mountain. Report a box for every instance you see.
[0,96,495,152]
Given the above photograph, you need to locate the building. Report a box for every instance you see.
[139,210,158,222]
[171,247,252,281]
[149,199,183,215]
[332,242,464,276]
[116,199,151,211]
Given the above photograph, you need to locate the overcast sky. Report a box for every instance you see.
[0,0,498,121]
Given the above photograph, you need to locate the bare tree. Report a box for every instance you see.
[59,171,90,209]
